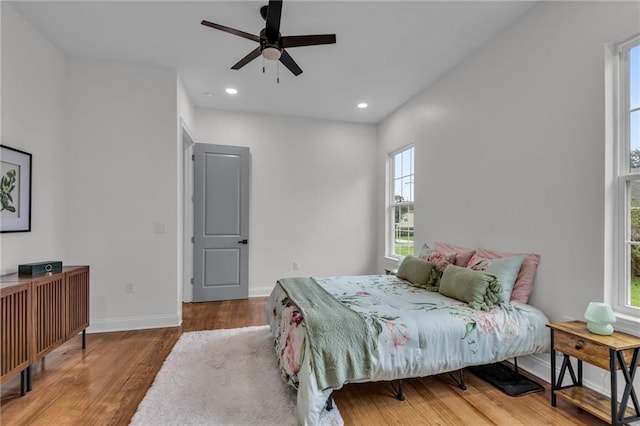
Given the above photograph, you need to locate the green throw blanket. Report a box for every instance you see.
[277,277,375,390]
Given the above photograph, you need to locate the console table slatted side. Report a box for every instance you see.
[0,266,90,394]
[0,283,30,381]
[66,268,90,339]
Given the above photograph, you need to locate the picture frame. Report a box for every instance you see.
[0,145,32,233]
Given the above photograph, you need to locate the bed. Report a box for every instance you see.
[266,272,550,425]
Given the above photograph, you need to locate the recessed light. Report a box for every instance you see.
[357,102,368,109]
[225,88,238,95]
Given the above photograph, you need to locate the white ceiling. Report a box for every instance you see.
[9,1,535,123]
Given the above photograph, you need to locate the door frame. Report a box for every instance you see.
[181,119,195,303]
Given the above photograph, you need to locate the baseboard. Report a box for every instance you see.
[182,288,271,303]
[513,353,552,388]
[249,285,273,298]
[88,313,182,333]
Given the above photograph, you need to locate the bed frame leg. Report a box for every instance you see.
[449,369,467,390]
[391,380,405,401]
[325,396,334,411]
[513,357,520,377]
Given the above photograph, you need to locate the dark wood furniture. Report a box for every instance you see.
[547,321,640,425]
[0,266,89,395]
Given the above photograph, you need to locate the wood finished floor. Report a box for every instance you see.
[1,298,606,426]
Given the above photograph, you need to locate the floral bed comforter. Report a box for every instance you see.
[267,275,550,425]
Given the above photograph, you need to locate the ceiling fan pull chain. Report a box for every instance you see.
[277,61,280,84]
[262,56,265,74]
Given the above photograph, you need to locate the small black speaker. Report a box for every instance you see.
[19,261,63,276]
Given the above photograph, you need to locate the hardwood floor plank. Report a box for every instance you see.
[1,298,608,425]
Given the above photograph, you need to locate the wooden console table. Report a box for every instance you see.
[0,266,89,395]
[547,321,640,425]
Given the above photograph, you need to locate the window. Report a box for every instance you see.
[389,146,414,257]
[614,34,640,315]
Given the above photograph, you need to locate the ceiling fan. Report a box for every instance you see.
[201,0,336,76]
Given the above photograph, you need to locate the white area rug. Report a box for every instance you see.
[130,325,343,426]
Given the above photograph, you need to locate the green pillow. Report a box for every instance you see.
[467,254,524,303]
[439,264,502,310]
[396,256,440,289]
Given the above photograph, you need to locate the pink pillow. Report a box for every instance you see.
[434,242,476,267]
[476,248,541,304]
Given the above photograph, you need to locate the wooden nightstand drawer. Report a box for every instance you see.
[552,322,640,371]
[554,330,609,370]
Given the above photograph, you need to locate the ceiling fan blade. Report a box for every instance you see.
[265,0,283,33]
[281,34,337,48]
[279,49,302,76]
[201,20,259,43]
[231,47,262,70]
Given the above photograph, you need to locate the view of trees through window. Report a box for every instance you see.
[628,179,640,307]
[391,147,414,257]
[626,42,640,307]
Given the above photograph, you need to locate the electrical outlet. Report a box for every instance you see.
[125,282,135,294]
[152,223,166,234]
[293,261,300,271]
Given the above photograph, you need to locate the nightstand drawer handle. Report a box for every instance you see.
[574,340,584,350]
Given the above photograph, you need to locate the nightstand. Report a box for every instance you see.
[547,321,640,425]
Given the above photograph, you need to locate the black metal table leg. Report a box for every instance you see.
[617,348,640,425]
[82,329,86,349]
[610,348,618,425]
[577,358,582,385]
[551,331,557,406]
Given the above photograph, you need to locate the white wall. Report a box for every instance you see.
[2,4,184,332]
[63,58,180,332]
[0,3,68,274]
[194,109,378,297]
[378,0,639,400]
[177,76,195,133]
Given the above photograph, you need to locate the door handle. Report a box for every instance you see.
[238,239,248,245]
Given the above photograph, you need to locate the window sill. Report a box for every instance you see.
[614,312,640,336]
[383,256,401,271]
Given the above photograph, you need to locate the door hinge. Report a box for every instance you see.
[192,154,195,161]
[190,278,194,285]
[191,195,194,202]
[191,236,194,243]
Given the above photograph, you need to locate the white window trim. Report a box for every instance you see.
[608,34,640,332]
[387,144,414,259]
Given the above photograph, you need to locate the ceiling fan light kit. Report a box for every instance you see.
[201,0,336,77]
[262,47,282,61]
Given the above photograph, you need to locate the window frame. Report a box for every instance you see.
[612,34,640,319]
[387,144,415,259]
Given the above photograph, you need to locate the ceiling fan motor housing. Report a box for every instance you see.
[259,28,282,59]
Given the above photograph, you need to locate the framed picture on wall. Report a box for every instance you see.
[0,145,32,233]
